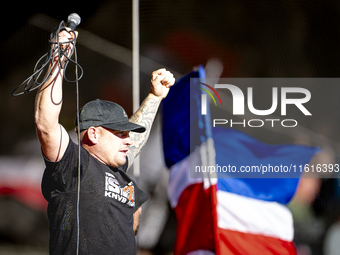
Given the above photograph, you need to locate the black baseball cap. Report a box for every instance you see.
[76,99,146,133]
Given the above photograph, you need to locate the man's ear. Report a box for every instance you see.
[86,126,99,145]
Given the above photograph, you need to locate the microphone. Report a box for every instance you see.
[67,13,81,31]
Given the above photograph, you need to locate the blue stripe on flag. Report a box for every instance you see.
[213,127,319,204]
[163,67,210,168]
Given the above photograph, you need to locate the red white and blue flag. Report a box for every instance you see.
[162,66,319,255]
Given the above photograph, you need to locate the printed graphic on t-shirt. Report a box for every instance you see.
[104,172,135,207]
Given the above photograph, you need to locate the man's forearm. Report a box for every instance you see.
[127,93,162,166]
[34,60,71,162]
[35,28,75,134]
[34,64,63,133]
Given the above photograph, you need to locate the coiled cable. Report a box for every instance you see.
[11,20,83,96]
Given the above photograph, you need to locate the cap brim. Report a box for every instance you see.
[101,121,146,133]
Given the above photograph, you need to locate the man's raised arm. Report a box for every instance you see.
[127,68,175,169]
[35,29,76,162]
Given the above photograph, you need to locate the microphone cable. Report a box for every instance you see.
[11,16,83,255]
[74,37,82,255]
[11,20,83,96]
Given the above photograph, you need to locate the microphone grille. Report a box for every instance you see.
[67,13,81,26]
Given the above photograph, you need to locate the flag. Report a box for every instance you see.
[162,66,319,255]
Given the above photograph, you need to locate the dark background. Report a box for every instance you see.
[1,0,340,254]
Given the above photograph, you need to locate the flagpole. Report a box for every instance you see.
[132,0,140,177]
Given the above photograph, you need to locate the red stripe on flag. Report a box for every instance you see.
[173,183,215,255]
[217,228,297,255]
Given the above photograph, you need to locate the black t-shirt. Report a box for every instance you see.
[41,136,149,255]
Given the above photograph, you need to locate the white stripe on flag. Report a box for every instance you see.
[168,141,218,208]
[168,149,203,208]
[216,190,294,241]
